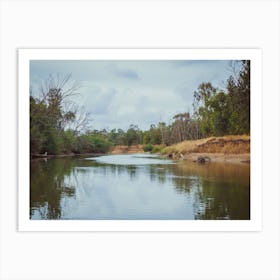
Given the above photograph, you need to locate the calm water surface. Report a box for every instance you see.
[30,154,250,220]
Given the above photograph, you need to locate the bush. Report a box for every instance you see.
[143,144,153,152]
[91,136,112,153]
[151,145,165,154]
[43,129,62,155]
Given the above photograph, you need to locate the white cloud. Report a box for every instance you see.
[30,60,231,130]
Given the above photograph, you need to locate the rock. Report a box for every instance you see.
[197,156,211,164]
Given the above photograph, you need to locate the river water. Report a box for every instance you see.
[30,154,250,220]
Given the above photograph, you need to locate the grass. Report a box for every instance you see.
[162,135,250,155]
[151,144,166,153]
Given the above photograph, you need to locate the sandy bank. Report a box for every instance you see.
[162,135,250,164]
[110,145,144,154]
[181,152,250,164]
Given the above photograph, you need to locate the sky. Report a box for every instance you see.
[30,60,232,131]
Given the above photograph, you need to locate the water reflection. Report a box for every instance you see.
[174,162,250,219]
[30,154,250,220]
[30,158,94,219]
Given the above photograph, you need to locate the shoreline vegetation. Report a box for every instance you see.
[111,135,250,164]
[32,135,250,165]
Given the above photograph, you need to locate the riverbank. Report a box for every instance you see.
[31,135,250,164]
[30,152,104,160]
[179,152,250,164]
[162,135,250,164]
[110,145,144,154]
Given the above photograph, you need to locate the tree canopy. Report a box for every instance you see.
[193,60,250,137]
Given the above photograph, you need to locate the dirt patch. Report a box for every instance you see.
[162,135,250,164]
[192,137,250,154]
[110,145,144,154]
[182,152,250,165]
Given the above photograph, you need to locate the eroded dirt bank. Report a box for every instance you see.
[162,135,250,164]
[109,136,250,164]
[110,145,144,154]
[180,152,250,164]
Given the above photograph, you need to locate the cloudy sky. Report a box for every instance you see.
[30,60,231,131]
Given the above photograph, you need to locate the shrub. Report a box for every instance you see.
[143,144,153,152]
[151,144,165,154]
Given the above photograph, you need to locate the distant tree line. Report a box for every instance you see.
[30,60,250,155]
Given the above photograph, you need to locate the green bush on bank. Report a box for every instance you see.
[144,144,165,154]
[151,145,165,154]
[143,144,153,152]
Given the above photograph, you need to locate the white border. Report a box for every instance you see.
[18,48,262,232]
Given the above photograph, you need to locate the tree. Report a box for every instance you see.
[208,91,230,136]
[191,61,250,138]
[193,83,219,137]
[30,74,91,154]
[192,83,231,137]
[227,60,250,134]
[158,122,167,144]
[124,125,141,146]
[149,124,162,145]
[64,104,91,134]
[30,96,47,153]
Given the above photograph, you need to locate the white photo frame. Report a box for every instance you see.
[18,48,262,232]
[2,1,280,280]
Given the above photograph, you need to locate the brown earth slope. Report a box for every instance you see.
[110,145,144,154]
[162,135,250,164]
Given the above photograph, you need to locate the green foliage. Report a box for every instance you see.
[87,133,112,153]
[193,83,228,137]
[143,144,165,154]
[61,130,77,153]
[30,86,77,154]
[71,132,112,154]
[122,125,142,146]
[30,96,48,153]
[151,145,165,154]
[227,60,250,134]
[30,76,91,155]
[143,144,153,152]
[149,124,162,145]
[142,131,151,144]
[43,128,62,155]
[30,124,45,154]
[192,61,250,137]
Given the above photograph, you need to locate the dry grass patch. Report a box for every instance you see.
[162,135,250,155]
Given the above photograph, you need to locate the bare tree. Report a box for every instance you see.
[39,73,81,104]
[31,73,92,134]
[65,104,92,134]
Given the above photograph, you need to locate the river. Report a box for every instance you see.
[30,153,250,220]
